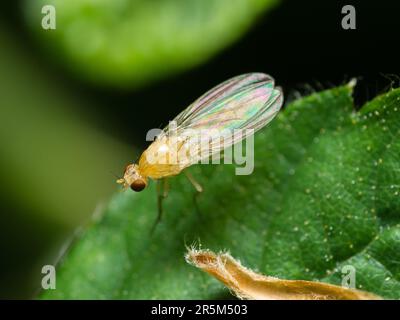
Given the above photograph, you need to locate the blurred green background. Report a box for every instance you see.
[1,0,399,298]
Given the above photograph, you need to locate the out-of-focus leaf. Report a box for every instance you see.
[23,0,279,88]
[0,27,132,226]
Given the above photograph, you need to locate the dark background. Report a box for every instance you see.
[2,0,400,144]
[1,0,399,298]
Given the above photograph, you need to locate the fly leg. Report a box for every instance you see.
[151,178,169,234]
[184,171,203,218]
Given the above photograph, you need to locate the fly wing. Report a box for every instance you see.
[163,73,283,166]
[172,73,275,129]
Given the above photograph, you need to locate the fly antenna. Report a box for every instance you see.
[110,171,125,184]
[110,171,121,179]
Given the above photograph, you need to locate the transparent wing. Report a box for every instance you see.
[161,73,283,166]
[172,73,275,129]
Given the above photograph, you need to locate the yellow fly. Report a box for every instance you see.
[117,73,283,225]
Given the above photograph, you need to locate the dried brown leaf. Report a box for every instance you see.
[185,249,382,300]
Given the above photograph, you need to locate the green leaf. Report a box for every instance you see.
[23,0,279,88]
[41,84,400,299]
